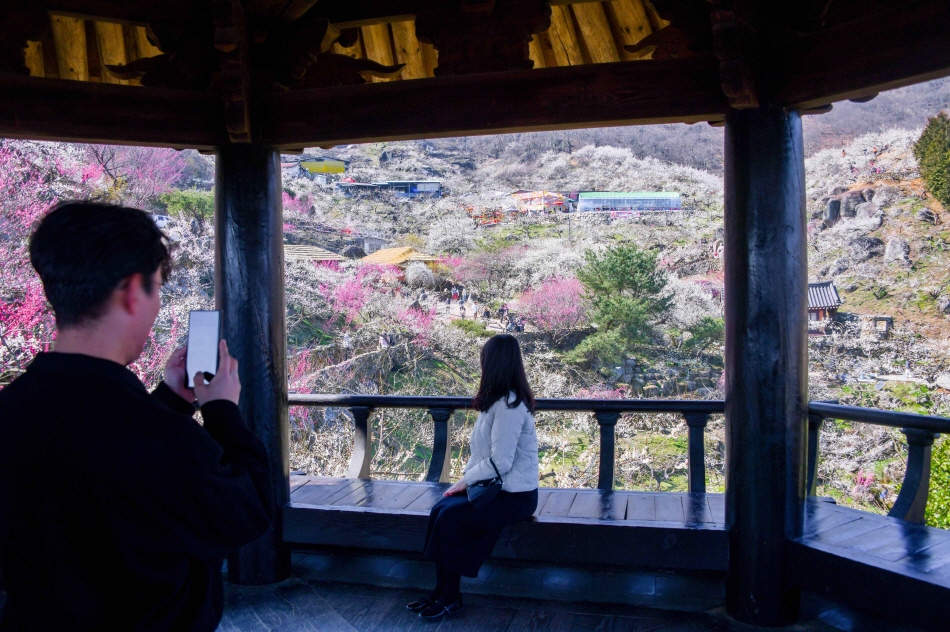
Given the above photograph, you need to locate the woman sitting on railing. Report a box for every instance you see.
[408,334,540,620]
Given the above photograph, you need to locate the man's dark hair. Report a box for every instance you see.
[29,201,172,328]
[473,334,535,412]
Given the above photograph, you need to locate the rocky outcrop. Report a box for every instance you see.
[850,236,885,263]
[840,190,866,218]
[855,201,878,218]
[884,238,911,266]
[824,199,841,226]
[873,185,901,208]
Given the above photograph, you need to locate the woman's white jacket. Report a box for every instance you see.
[462,393,539,493]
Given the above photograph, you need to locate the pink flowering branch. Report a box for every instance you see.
[518,277,588,344]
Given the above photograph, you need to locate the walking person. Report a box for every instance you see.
[407,334,539,620]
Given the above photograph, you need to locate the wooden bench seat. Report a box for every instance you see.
[792,500,950,632]
[283,476,729,572]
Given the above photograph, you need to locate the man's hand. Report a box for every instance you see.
[444,479,468,497]
[162,347,196,403]
[194,340,241,406]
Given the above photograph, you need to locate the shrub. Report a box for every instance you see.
[683,316,725,354]
[926,436,950,529]
[405,262,436,288]
[451,318,490,338]
[159,189,214,225]
[913,111,950,209]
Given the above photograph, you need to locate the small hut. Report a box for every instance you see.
[807,281,842,321]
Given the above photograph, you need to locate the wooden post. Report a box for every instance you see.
[889,428,937,523]
[723,104,808,626]
[215,143,290,585]
[426,408,454,483]
[346,406,373,479]
[806,412,824,496]
[594,411,619,490]
[684,413,709,493]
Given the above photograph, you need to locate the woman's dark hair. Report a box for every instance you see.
[29,201,171,328]
[473,334,535,412]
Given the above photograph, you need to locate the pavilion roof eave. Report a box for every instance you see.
[772,0,950,110]
[260,56,729,150]
[0,56,729,151]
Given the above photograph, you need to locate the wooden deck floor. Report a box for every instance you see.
[285,475,950,631]
[792,500,950,631]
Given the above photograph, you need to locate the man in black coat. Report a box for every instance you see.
[0,202,273,631]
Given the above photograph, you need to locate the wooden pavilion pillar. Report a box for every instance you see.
[214,143,291,584]
[723,103,808,625]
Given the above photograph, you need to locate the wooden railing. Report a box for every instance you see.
[807,401,950,523]
[288,394,725,492]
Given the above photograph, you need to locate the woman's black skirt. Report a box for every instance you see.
[422,488,539,577]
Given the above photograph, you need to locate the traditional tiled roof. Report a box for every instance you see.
[284,245,345,262]
[361,247,437,266]
[808,281,842,310]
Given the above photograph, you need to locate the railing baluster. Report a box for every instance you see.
[345,406,373,479]
[426,408,454,483]
[684,413,710,493]
[888,428,938,523]
[594,411,620,490]
[806,412,825,496]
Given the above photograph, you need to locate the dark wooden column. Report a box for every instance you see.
[215,143,291,585]
[723,104,808,625]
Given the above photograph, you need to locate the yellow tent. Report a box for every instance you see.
[361,247,438,267]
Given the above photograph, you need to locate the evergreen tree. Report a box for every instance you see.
[913,111,950,208]
[569,244,671,366]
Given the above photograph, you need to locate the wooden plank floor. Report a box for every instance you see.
[285,476,729,572]
[289,476,725,524]
[793,500,950,632]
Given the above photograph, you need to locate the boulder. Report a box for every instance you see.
[840,190,866,218]
[916,209,936,224]
[828,185,849,196]
[873,185,901,208]
[855,201,878,218]
[824,199,841,225]
[696,387,715,397]
[884,238,911,266]
[827,258,850,276]
[850,236,885,262]
[661,380,675,396]
[862,188,875,202]
[343,244,366,258]
[936,374,950,390]
[937,296,950,314]
[643,384,661,398]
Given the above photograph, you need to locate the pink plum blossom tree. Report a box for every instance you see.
[518,276,588,345]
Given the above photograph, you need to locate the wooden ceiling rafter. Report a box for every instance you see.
[0,0,947,152]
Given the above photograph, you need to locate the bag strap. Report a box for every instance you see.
[489,457,502,480]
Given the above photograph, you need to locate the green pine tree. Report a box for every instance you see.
[569,244,672,366]
[913,111,950,209]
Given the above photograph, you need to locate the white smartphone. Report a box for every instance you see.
[186,310,220,389]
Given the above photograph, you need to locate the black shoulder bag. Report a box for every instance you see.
[467,457,503,509]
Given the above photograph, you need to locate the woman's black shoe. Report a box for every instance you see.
[419,597,463,620]
[406,596,435,612]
